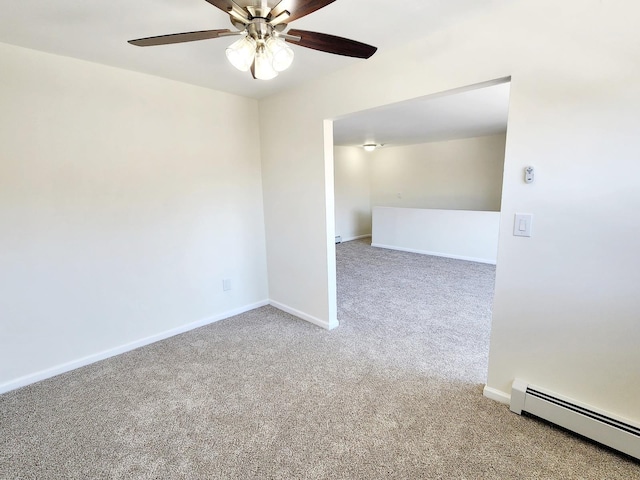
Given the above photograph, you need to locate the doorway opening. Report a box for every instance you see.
[328,78,511,385]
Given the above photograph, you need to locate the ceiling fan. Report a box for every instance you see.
[128,0,377,80]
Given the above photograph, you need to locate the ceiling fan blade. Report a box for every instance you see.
[285,29,377,59]
[128,29,232,47]
[270,0,336,23]
[203,0,242,15]
[204,0,249,25]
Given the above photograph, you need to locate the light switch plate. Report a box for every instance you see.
[513,213,533,237]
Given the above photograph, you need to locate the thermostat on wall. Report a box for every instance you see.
[525,166,534,184]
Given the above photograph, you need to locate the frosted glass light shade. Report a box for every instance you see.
[266,37,294,72]
[225,36,256,72]
[254,45,278,80]
[363,144,377,152]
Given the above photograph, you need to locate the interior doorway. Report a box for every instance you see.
[329,78,511,383]
[332,79,510,248]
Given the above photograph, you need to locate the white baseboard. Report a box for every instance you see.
[340,234,372,242]
[0,300,269,395]
[371,243,497,265]
[483,385,511,405]
[269,300,339,330]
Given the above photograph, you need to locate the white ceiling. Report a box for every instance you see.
[0,0,511,99]
[333,81,511,147]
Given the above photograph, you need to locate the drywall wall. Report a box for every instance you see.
[334,135,504,240]
[370,134,506,211]
[334,146,371,240]
[259,0,640,422]
[372,207,500,264]
[0,43,268,390]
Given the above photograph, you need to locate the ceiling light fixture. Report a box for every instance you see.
[223,12,296,81]
[266,36,295,72]
[225,35,257,72]
[226,31,295,80]
[128,2,377,82]
[363,144,378,152]
[253,43,278,80]
[129,3,378,83]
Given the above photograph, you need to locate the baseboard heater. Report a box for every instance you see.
[510,379,640,460]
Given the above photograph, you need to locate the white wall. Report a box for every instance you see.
[334,135,505,240]
[372,207,500,264]
[334,146,371,240]
[370,134,505,211]
[259,0,640,422]
[0,43,269,390]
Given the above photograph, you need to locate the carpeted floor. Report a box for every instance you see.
[1,239,638,478]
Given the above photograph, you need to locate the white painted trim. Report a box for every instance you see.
[341,234,372,242]
[269,300,339,331]
[483,385,511,405]
[0,300,269,395]
[323,119,338,328]
[371,243,497,265]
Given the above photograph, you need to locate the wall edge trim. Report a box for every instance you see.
[483,385,511,405]
[0,300,270,395]
[269,300,339,330]
[371,243,497,265]
[341,234,372,242]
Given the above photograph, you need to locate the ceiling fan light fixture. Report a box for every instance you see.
[266,37,294,72]
[254,44,278,80]
[225,35,256,72]
[129,1,378,82]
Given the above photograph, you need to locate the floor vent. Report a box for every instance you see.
[510,379,640,460]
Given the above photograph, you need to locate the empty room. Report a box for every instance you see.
[1,0,639,478]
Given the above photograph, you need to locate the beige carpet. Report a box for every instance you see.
[1,239,638,478]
